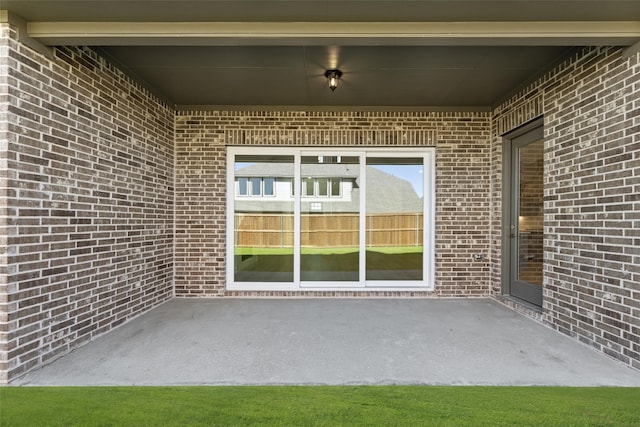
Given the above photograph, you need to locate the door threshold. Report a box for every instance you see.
[494,295,544,322]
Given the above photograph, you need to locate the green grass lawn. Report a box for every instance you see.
[2,386,639,426]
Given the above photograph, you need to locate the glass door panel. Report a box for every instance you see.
[366,158,424,281]
[508,124,544,307]
[233,155,294,282]
[300,155,360,282]
[516,140,544,287]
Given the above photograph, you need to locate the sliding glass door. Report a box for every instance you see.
[227,147,434,291]
[366,156,424,282]
[300,154,361,284]
[231,154,295,283]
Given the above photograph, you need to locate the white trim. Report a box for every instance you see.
[424,149,436,287]
[227,147,436,292]
[300,280,365,289]
[29,21,640,46]
[359,158,367,288]
[229,283,432,293]
[293,152,301,284]
[226,150,236,288]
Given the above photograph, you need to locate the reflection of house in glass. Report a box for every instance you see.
[234,162,424,250]
[234,163,422,215]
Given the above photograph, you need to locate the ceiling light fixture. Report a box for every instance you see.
[324,69,342,91]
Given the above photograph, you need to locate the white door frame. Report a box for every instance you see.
[227,147,435,291]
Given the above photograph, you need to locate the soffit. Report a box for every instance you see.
[3,1,640,109]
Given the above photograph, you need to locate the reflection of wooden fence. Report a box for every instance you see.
[235,214,295,248]
[367,213,423,247]
[235,213,423,247]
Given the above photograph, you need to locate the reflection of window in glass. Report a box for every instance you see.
[237,177,277,197]
[263,177,274,196]
[303,178,314,196]
[330,179,341,197]
[301,178,342,197]
[249,177,261,196]
[319,156,341,164]
[238,177,248,196]
[317,178,328,196]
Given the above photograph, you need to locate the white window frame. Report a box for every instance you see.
[227,147,435,292]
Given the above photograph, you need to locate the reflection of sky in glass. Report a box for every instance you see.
[372,165,424,198]
[235,162,253,171]
[236,162,424,198]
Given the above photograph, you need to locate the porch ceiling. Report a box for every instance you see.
[4,1,640,109]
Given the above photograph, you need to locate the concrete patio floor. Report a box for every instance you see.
[13,298,640,386]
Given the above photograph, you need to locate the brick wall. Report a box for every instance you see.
[0,23,10,384]
[0,23,175,382]
[493,46,640,369]
[4,21,636,382]
[175,111,492,297]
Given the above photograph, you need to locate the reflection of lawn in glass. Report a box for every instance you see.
[235,246,423,255]
[235,246,423,280]
[366,248,423,280]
